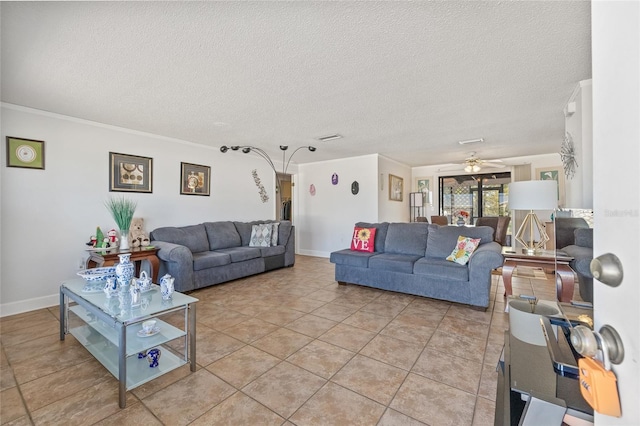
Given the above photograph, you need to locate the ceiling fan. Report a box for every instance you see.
[439,152,506,173]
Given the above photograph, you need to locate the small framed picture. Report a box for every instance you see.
[6,137,45,169]
[389,174,404,202]
[109,152,153,193]
[180,162,211,196]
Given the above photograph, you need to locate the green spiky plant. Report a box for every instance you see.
[105,196,137,231]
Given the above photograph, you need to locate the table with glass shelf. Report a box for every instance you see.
[59,278,198,408]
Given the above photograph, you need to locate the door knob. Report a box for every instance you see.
[590,253,623,287]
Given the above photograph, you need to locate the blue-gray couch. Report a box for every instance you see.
[150,220,295,293]
[330,222,504,309]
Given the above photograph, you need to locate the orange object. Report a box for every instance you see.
[579,357,621,417]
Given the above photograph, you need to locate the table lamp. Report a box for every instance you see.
[508,180,558,253]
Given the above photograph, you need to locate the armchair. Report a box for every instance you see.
[559,227,593,303]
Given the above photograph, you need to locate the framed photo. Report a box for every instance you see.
[415,176,433,205]
[180,162,211,196]
[389,174,403,202]
[536,166,565,207]
[109,152,153,193]
[416,177,431,193]
[6,136,45,169]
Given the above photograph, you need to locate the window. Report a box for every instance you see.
[439,172,511,223]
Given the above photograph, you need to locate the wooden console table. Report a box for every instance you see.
[501,248,576,302]
[86,247,160,283]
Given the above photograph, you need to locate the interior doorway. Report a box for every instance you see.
[277,173,292,221]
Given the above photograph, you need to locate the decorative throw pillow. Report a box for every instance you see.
[350,227,376,252]
[446,236,481,265]
[249,224,272,247]
[271,223,279,246]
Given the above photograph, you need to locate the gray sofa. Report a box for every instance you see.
[330,222,504,309]
[150,220,295,292]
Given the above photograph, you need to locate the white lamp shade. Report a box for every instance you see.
[508,180,558,210]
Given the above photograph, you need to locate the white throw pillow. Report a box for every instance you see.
[249,224,272,247]
[271,223,279,246]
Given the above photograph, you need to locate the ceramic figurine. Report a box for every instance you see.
[160,274,174,300]
[147,348,161,368]
[130,280,141,307]
[136,271,151,292]
[103,278,118,298]
[138,350,147,359]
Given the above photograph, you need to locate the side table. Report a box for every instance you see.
[86,247,160,283]
[60,278,197,408]
[501,248,576,302]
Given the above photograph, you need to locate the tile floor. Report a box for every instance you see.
[0,255,580,425]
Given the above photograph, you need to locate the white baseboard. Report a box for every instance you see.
[0,294,59,318]
[297,249,330,258]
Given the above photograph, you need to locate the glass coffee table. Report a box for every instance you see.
[501,248,576,302]
[60,278,198,408]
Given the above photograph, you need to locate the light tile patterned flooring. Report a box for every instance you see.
[0,255,579,425]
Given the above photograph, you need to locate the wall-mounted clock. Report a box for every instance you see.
[560,132,578,179]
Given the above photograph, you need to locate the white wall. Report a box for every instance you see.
[377,155,411,222]
[296,154,379,257]
[1,104,277,316]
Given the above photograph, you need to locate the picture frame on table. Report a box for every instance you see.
[536,166,565,207]
[6,136,45,169]
[389,174,403,202]
[109,152,153,193]
[180,162,211,196]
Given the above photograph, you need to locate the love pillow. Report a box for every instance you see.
[351,227,376,253]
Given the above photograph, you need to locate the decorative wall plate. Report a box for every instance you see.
[351,181,359,195]
[309,184,316,196]
[331,173,339,185]
[16,145,37,163]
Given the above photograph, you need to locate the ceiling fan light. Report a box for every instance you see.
[464,165,472,172]
[473,165,481,172]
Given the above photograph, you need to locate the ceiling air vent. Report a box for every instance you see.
[316,134,343,142]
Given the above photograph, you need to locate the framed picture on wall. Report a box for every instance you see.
[180,162,211,196]
[415,176,433,205]
[109,152,153,193]
[389,174,403,202]
[6,136,45,169]
[536,166,565,207]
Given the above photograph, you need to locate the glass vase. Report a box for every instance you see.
[119,229,130,250]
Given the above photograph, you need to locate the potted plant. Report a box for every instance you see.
[105,196,137,250]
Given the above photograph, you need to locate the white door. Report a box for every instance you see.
[592,2,639,424]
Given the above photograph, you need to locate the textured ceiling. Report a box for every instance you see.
[1,1,591,167]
